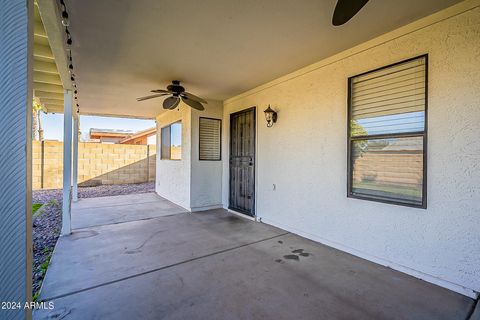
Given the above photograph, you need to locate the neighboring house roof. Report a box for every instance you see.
[88,127,156,144]
[119,127,156,144]
[89,128,136,139]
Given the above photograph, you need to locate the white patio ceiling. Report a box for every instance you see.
[62,0,460,118]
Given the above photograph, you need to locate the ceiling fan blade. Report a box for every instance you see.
[180,92,208,104]
[332,0,369,26]
[163,96,180,109]
[137,93,169,101]
[181,97,204,111]
[169,98,181,110]
[151,89,174,94]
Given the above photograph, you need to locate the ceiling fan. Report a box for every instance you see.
[137,80,207,111]
[332,0,369,26]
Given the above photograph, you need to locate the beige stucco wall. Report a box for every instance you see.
[32,141,156,189]
[155,106,192,209]
[190,101,224,211]
[222,4,480,297]
[155,100,224,211]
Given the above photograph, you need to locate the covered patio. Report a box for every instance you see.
[1,0,480,319]
[34,193,474,320]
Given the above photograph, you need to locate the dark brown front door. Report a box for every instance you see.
[229,107,256,216]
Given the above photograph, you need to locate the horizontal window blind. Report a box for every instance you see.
[348,55,427,208]
[351,56,426,136]
[199,117,221,161]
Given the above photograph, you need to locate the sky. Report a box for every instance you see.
[40,113,156,141]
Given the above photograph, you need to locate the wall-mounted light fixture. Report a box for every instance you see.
[263,105,278,127]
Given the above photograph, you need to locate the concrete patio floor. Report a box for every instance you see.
[35,193,477,320]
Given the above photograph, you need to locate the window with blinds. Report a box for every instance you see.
[199,117,221,161]
[161,122,182,160]
[347,55,427,208]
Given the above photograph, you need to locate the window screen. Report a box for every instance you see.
[161,122,181,160]
[161,126,171,159]
[348,55,427,208]
[199,117,221,161]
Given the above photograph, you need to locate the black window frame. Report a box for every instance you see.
[199,117,222,161]
[347,54,428,209]
[160,121,182,160]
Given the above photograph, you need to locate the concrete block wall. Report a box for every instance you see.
[32,141,156,189]
[352,152,423,186]
[148,144,156,182]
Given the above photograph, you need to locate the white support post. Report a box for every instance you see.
[62,89,73,235]
[72,114,79,202]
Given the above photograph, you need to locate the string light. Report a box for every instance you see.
[60,0,69,26]
[61,0,79,114]
[61,11,69,26]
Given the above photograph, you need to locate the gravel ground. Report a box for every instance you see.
[32,182,155,297]
[32,182,155,203]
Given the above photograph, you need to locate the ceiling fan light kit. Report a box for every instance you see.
[137,80,208,111]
